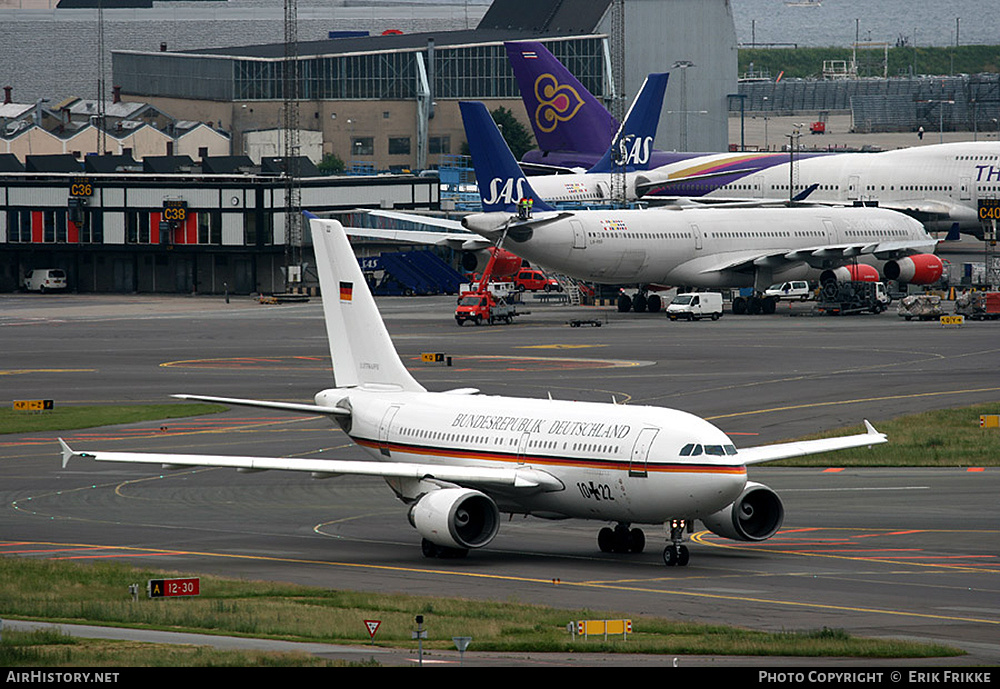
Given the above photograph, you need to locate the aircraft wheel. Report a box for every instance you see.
[732,296,746,315]
[598,527,615,553]
[647,295,661,313]
[617,294,632,312]
[663,545,677,566]
[629,528,645,554]
[632,293,648,313]
[421,538,440,558]
[762,297,777,314]
[662,544,690,567]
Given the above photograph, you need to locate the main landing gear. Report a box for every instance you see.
[731,294,777,315]
[617,287,662,313]
[598,523,646,554]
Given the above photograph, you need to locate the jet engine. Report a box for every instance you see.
[883,254,944,284]
[821,263,880,284]
[461,247,523,279]
[408,488,500,550]
[701,482,784,542]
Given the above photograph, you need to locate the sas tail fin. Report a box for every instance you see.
[459,101,555,214]
[587,72,668,174]
[306,213,425,392]
[504,40,617,156]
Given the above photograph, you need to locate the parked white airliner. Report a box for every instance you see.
[636,141,1000,237]
[59,215,887,567]
[458,100,943,313]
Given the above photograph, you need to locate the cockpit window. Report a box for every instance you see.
[682,443,737,457]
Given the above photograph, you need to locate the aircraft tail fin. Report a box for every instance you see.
[587,72,669,173]
[459,101,555,214]
[306,212,425,392]
[504,40,618,156]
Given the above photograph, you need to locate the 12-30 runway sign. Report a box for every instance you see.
[148,577,200,598]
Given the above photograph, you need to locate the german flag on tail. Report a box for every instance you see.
[339,281,353,302]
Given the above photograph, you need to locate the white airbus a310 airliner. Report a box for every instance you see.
[60,214,886,567]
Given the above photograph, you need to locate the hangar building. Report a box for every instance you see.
[112,0,737,170]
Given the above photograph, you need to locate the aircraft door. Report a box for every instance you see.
[629,428,659,477]
[960,177,971,201]
[753,174,764,198]
[822,219,837,244]
[847,175,860,200]
[570,219,586,249]
[516,432,531,465]
[690,223,703,250]
[378,405,401,457]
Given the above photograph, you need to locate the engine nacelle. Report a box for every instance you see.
[407,488,500,550]
[821,264,880,284]
[883,254,944,284]
[461,247,523,279]
[701,482,784,542]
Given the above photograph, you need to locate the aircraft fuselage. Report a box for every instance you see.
[320,388,747,524]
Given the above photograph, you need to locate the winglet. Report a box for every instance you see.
[58,438,92,468]
[863,419,886,442]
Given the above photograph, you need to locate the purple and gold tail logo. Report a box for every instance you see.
[533,73,585,133]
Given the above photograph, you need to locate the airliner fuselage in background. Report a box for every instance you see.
[462,204,937,290]
[638,141,1000,237]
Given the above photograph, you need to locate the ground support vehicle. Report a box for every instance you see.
[763,280,813,301]
[897,294,944,321]
[23,268,67,293]
[816,281,890,315]
[954,291,1000,320]
[455,292,516,325]
[666,293,724,321]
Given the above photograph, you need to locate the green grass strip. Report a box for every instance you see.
[0,404,227,436]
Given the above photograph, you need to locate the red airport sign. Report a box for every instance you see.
[148,577,200,598]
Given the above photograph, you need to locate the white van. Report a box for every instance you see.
[23,268,67,293]
[666,292,723,321]
[764,280,812,301]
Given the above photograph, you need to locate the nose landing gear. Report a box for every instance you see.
[662,519,691,567]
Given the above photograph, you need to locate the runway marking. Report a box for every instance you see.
[160,354,650,372]
[705,386,1000,421]
[0,368,95,376]
[692,529,1000,573]
[4,540,998,629]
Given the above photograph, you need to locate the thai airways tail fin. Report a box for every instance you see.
[504,40,618,156]
[587,72,669,174]
[459,101,555,214]
[306,212,425,392]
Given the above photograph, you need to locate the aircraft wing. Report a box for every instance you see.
[737,420,887,465]
[363,209,467,231]
[171,393,350,416]
[345,226,491,251]
[58,439,562,491]
[690,237,938,275]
